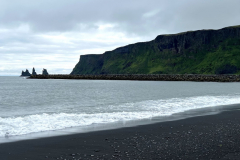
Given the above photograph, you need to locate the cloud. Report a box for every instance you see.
[143,10,160,18]
[0,24,142,75]
[1,0,240,34]
[0,0,240,75]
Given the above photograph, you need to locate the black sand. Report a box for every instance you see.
[1,110,240,160]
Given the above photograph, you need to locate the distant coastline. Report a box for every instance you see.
[29,74,240,82]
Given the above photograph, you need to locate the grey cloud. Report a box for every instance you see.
[0,32,124,54]
[0,0,181,34]
[1,0,240,75]
[1,0,239,35]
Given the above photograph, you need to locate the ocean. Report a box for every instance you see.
[0,76,240,143]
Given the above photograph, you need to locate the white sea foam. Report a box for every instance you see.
[0,95,240,137]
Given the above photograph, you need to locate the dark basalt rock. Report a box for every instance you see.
[215,64,238,74]
[21,67,48,76]
[32,67,37,75]
[29,74,240,82]
[21,69,31,76]
[42,68,49,75]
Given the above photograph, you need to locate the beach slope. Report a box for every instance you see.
[1,109,240,160]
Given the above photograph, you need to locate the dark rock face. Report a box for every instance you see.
[42,69,49,75]
[70,25,240,75]
[21,69,31,76]
[32,67,37,75]
[215,64,238,74]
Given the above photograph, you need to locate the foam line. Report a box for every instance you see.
[0,95,240,137]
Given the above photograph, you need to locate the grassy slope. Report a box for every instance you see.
[99,38,240,74]
[71,26,240,75]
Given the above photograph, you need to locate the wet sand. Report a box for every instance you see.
[1,109,240,160]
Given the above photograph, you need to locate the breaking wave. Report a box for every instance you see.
[0,95,240,137]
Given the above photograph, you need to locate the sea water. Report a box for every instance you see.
[0,76,240,142]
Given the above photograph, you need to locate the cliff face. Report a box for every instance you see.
[71,25,240,75]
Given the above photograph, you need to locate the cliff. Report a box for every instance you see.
[71,25,240,75]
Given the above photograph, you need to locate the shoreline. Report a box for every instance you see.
[1,106,240,159]
[29,74,240,82]
[1,103,238,145]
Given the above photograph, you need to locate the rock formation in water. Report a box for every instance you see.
[21,69,31,76]
[71,25,240,75]
[32,67,37,75]
[42,68,49,75]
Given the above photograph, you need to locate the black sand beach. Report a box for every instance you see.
[1,109,240,160]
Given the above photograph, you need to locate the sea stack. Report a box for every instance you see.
[21,69,31,76]
[42,68,49,75]
[32,67,37,75]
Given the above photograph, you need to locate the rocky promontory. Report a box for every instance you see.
[71,25,240,75]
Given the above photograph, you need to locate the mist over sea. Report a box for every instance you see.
[0,77,240,142]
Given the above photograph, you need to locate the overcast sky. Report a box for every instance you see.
[1,0,240,75]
